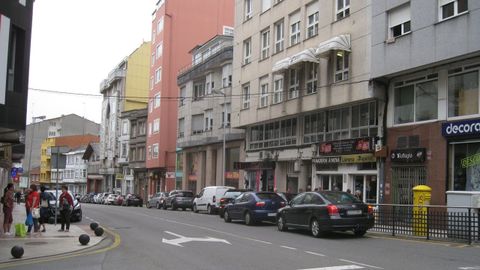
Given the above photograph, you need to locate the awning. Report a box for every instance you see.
[272,48,319,73]
[315,34,351,57]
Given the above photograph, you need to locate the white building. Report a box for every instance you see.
[63,147,88,195]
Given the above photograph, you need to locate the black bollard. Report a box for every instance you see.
[90,222,99,231]
[94,227,104,236]
[79,234,90,245]
[11,245,24,259]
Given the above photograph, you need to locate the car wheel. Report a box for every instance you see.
[277,215,288,232]
[310,218,322,238]
[193,204,199,213]
[244,212,254,226]
[224,210,231,223]
[207,205,214,215]
[219,210,224,218]
[172,203,177,210]
[354,229,367,237]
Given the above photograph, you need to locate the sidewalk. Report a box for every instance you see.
[0,203,104,262]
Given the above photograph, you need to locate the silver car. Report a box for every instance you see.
[147,192,168,209]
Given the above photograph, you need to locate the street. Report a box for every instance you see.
[2,204,479,270]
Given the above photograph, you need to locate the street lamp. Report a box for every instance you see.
[27,115,46,187]
[212,89,227,186]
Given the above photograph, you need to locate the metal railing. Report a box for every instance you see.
[370,204,479,244]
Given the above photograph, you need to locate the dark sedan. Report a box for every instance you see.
[276,191,374,238]
[163,190,194,210]
[223,192,286,225]
[124,194,143,207]
[218,189,250,218]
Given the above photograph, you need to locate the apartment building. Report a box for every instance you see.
[63,147,88,195]
[372,0,480,205]
[83,143,102,193]
[177,35,244,194]
[146,0,234,195]
[233,0,382,202]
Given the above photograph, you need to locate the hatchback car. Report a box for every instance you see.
[147,192,168,209]
[163,190,194,210]
[123,194,143,207]
[276,191,374,238]
[223,192,286,225]
[218,189,250,218]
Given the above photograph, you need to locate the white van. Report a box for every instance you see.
[193,186,234,214]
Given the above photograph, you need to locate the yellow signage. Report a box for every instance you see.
[341,153,376,164]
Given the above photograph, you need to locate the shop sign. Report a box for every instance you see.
[340,153,376,164]
[390,148,426,163]
[115,173,124,180]
[318,137,373,155]
[225,171,240,179]
[312,156,341,164]
[442,119,480,137]
[461,153,480,168]
[233,161,275,170]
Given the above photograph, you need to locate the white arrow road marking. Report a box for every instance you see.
[297,266,364,270]
[162,231,232,247]
[459,267,480,270]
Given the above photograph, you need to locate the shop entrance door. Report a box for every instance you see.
[392,166,426,204]
[287,177,298,193]
[318,175,343,191]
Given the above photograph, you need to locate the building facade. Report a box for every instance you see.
[99,42,150,193]
[177,35,244,194]
[83,143,102,193]
[372,0,480,205]
[63,147,88,195]
[232,0,382,202]
[146,0,234,195]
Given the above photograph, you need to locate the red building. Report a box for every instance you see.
[146,0,234,195]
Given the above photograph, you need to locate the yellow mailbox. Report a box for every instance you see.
[412,185,432,236]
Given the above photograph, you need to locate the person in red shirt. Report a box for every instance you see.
[25,184,40,233]
[2,183,14,236]
[58,185,73,232]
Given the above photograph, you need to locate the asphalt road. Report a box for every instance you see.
[3,204,480,270]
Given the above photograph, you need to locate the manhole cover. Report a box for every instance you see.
[25,241,48,246]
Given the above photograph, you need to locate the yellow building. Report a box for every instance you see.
[123,41,151,112]
[40,138,55,184]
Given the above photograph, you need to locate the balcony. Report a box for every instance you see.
[100,69,126,92]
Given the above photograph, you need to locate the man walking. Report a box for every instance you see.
[58,186,73,232]
[2,183,14,236]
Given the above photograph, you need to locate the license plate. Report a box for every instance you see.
[267,213,276,217]
[347,210,362,215]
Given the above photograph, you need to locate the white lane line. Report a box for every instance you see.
[459,267,480,270]
[280,245,297,250]
[305,251,326,257]
[338,259,384,270]
[297,265,364,270]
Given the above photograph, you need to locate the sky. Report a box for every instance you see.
[27,0,156,124]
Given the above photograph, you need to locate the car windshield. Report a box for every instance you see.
[224,191,242,198]
[256,193,281,200]
[322,192,361,204]
[177,192,193,197]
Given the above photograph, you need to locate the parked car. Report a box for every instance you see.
[147,192,168,209]
[223,192,286,225]
[123,194,143,207]
[105,194,119,205]
[45,190,82,222]
[115,195,125,206]
[193,186,234,214]
[276,191,374,238]
[277,192,298,203]
[163,190,194,211]
[218,189,250,218]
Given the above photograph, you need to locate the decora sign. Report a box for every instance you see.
[442,119,480,137]
[390,148,426,163]
[461,153,480,168]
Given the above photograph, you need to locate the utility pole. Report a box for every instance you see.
[212,89,227,186]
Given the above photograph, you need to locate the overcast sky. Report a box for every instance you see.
[27,0,155,124]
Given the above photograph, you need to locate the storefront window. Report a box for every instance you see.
[451,142,480,191]
[394,79,438,124]
[394,85,414,124]
[448,71,479,117]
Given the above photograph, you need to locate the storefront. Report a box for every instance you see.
[234,161,276,192]
[443,118,480,192]
[312,137,378,203]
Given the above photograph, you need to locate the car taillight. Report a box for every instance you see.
[220,198,226,203]
[280,201,286,207]
[327,204,340,217]
[255,201,266,207]
[213,196,216,203]
[368,205,374,214]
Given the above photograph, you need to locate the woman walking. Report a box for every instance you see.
[39,186,51,232]
[2,183,14,236]
[59,186,73,232]
[25,184,40,234]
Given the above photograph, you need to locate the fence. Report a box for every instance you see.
[370,204,479,244]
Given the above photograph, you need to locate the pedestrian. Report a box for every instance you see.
[58,185,73,232]
[346,189,352,194]
[355,190,362,201]
[2,183,15,236]
[39,186,51,232]
[25,184,40,233]
[14,191,21,205]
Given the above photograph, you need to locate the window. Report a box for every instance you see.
[242,84,250,109]
[273,75,284,104]
[260,29,270,60]
[394,78,438,124]
[288,69,300,99]
[222,64,232,87]
[179,87,186,107]
[148,123,152,136]
[223,26,234,36]
[205,73,214,95]
[305,62,318,94]
[192,114,204,134]
[389,4,411,38]
[148,146,152,160]
[259,76,269,108]
[205,110,213,131]
[157,16,164,33]
[153,118,160,134]
[274,20,284,53]
[262,0,272,12]
[152,144,159,159]
[351,101,377,139]
[304,111,326,143]
[121,143,127,158]
[193,81,206,100]
[289,12,301,46]
[138,121,146,135]
[243,38,252,65]
[439,0,468,21]
[249,118,297,150]
[122,121,129,135]
[335,51,349,82]
[448,70,479,117]
[245,0,253,20]
[306,2,319,38]
[156,42,163,59]
[326,107,351,140]
[336,0,350,20]
[154,93,161,108]
[222,103,231,127]
[138,147,145,161]
[155,68,162,83]
[449,142,480,191]
[178,118,185,138]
